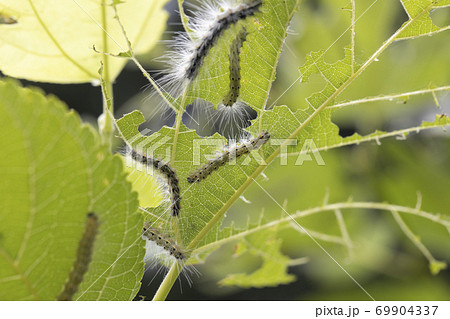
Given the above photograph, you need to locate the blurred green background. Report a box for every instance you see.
[8,0,449,300]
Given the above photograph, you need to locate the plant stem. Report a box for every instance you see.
[100,0,114,148]
[171,88,189,166]
[350,0,356,74]
[101,80,114,147]
[328,86,450,109]
[152,264,182,301]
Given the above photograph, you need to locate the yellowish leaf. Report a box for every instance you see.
[0,0,168,83]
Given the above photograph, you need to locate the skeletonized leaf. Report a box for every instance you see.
[219,227,296,288]
[397,0,450,40]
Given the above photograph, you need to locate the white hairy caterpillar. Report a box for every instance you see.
[160,0,262,96]
[58,213,99,301]
[128,149,181,217]
[187,130,270,183]
[142,223,186,263]
[141,223,200,287]
[182,26,257,139]
[213,25,257,138]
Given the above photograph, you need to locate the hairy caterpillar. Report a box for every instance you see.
[222,27,247,107]
[129,149,181,217]
[161,0,262,96]
[187,130,270,183]
[141,223,201,287]
[58,212,99,301]
[142,223,186,263]
[182,26,257,139]
[213,25,256,139]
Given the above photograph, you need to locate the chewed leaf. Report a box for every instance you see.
[300,46,359,107]
[121,159,164,209]
[397,0,450,40]
[219,228,296,288]
[180,0,300,111]
[259,105,450,158]
[0,80,144,300]
[116,110,276,249]
[0,0,169,83]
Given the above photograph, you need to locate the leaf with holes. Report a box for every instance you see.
[397,0,450,40]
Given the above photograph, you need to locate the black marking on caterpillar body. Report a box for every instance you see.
[58,212,99,301]
[185,0,262,81]
[187,130,270,183]
[130,149,181,217]
[142,224,186,261]
[223,27,247,107]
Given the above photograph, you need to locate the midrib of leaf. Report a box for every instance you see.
[170,89,189,166]
[328,86,450,109]
[100,0,114,147]
[401,25,450,39]
[153,1,439,300]
[176,0,193,40]
[287,116,450,155]
[391,211,438,266]
[350,0,356,74]
[101,1,110,86]
[259,0,300,128]
[27,0,98,79]
[195,224,347,257]
[196,201,450,255]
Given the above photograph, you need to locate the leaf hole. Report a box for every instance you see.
[430,6,450,28]
[182,98,257,140]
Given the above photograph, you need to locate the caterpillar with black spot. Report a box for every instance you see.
[161,0,262,96]
[58,212,99,301]
[213,25,257,139]
[222,27,247,107]
[142,223,186,262]
[183,26,257,139]
[187,130,270,183]
[129,149,181,217]
[141,223,201,286]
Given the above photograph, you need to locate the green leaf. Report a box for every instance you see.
[219,227,296,288]
[121,158,164,209]
[0,0,169,83]
[183,0,300,111]
[0,80,144,300]
[397,0,450,40]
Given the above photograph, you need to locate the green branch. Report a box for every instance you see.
[328,86,450,109]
